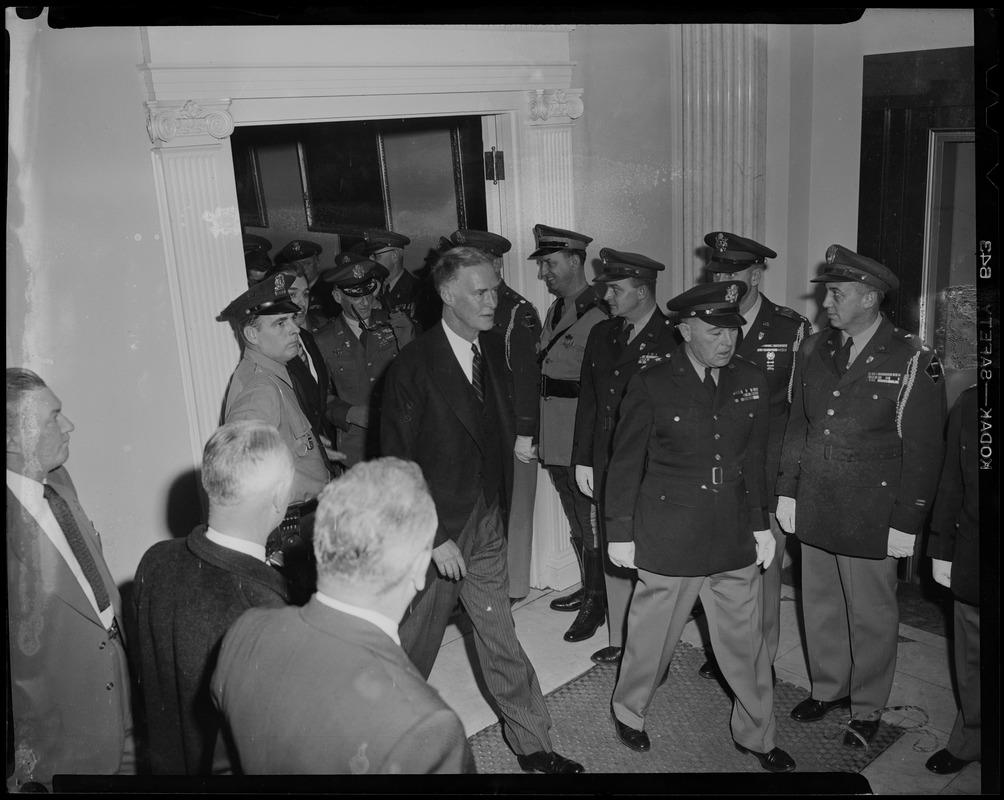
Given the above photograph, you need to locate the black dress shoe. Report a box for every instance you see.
[563,595,606,642]
[698,657,719,679]
[515,750,585,774]
[843,719,880,749]
[591,646,622,664]
[550,588,584,611]
[925,748,973,774]
[735,744,796,773]
[790,696,850,722]
[612,716,650,752]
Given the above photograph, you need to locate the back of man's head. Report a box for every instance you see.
[202,420,294,511]
[313,458,437,594]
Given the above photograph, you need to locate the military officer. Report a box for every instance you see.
[777,245,946,748]
[313,252,415,467]
[358,229,427,328]
[442,229,543,601]
[698,231,812,681]
[571,248,675,663]
[219,274,337,597]
[531,224,610,636]
[604,280,794,772]
[274,239,341,329]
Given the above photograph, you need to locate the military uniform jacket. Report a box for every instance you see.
[380,269,423,327]
[926,385,979,605]
[571,309,677,493]
[224,348,329,505]
[492,281,543,438]
[313,309,415,464]
[736,296,811,510]
[776,316,947,559]
[604,345,770,577]
[537,284,609,465]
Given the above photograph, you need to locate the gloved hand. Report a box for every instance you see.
[776,496,796,534]
[753,529,776,570]
[574,465,594,498]
[887,528,916,558]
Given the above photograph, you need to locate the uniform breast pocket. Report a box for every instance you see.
[653,408,701,456]
[856,382,900,430]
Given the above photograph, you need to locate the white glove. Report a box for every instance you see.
[887,528,916,559]
[931,558,952,589]
[776,496,796,534]
[753,529,776,570]
[574,465,594,498]
[514,435,536,464]
[607,541,636,570]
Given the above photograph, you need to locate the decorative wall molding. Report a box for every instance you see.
[527,88,584,125]
[146,99,235,144]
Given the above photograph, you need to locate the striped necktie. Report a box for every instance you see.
[472,343,485,404]
[43,484,110,612]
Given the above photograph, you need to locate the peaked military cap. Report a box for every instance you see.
[321,252,388,296]
[274,239,322,264]
[810,244,900,293]
[219,272,300,321]
[243,233,272,254]
[704,231,777,272]
[528,224,593,259]
[594,248,666,283]
[244,247,272,278]
[667,281,748,328]
[446,229,512,258]
[360,229,411,255]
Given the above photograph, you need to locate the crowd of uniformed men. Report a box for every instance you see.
[7,220,980,784]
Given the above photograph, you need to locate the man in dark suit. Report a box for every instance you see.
[134,420,295,774]
[274,238,341,328]
[313,252,415,467]
[6,368,136,791]
[777,245,946,748]
[926,384,981,774]
[211,458,474,774]
[699,232,811,680]
[604,283,796,773]
[571,248,675,664]
[381,246,584,774]
[440,229,542,602]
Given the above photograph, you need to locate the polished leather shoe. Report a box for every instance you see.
[735,744,796,773]
[925,748,973,774]
[591,646,623,664]
[843,719,881,749]
[612,716,650,752]
[698,657,719,679]
[515,750,585,774]
[563,596,606,642]
[790,696,850,722]
[550,588,584,611]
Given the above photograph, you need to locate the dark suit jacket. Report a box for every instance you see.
[777,317,947,558]
[133,527,292,774]
[6,467,132,789]
[604,345,770,577]
[287,326,336,446]
[927,385,979,605]
[572,309,677,495]
[211,599,474,774]
[491,282,542,439]
[381,323,516,549]
[735,296,811,509]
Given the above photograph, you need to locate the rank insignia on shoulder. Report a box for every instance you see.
[732,386,760,402]
[925,353,943,383]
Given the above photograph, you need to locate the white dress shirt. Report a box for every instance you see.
[442,319,478,384]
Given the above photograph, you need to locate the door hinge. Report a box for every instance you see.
[484,147,505,184]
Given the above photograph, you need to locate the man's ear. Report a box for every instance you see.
[678,321,692,343]
[243,323,259,347]
[750,267,764,289]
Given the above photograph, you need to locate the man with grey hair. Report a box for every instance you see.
[133,420,295,774]
[211,458,474,774]
[6,368,136,791]
[381,246,584,774]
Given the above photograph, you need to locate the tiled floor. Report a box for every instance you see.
[427,583,985,792]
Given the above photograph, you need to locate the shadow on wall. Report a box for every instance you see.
[166,468,206,541]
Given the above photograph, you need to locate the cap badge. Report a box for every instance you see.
[352,264,367,279]
[726,283,739,304]
[273,275,285,293]
[455,231,466,244]
[715,233,729,252]
[825,245,839,264]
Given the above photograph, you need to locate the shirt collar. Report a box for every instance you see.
[6,468,45,510]
[844,312,883,352]
[204,526,267,563]
[742,294,763,335]
[314,591,401,645]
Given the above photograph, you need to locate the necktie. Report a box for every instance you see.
[736,326,745,351]
[43,484,110,612]
[835,336,854,375]
[359,326,370,350]
[616,322,634,353]
[703,367,717,401]
[471,343,485,404]
[550,298,565,329]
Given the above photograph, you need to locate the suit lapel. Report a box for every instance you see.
[300,327,329,406]
[841,317,895,384]
[616,310,667,367]
[738,300,768,359]
[671,345,714,410]
[431,326,482,449]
